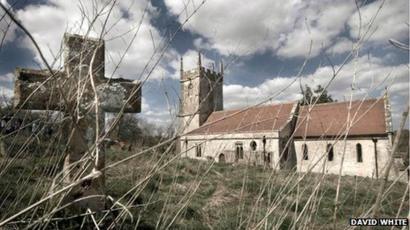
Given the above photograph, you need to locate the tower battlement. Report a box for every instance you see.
[181,67,222,81]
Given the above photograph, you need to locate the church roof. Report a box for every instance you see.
[187,102,297,135]
[294,99,388,138]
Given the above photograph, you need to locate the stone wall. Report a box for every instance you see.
[294,138,390,178]
[181,132,281,169]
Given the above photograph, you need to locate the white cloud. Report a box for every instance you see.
[165,0,291,57]
[0,72,14,102]
[10,0,175,81]
[165,0,408,59]
[223,54,409,128]
[165,0,360,58]
[0,72,12,84]
[139,104,176,128]
[348,0,409,42]
[277,1,356,58]
[326,37,354,55]
[193,37,212,51]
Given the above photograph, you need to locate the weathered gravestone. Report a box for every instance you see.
[13,33,141,210]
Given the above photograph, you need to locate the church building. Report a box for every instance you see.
[178,53,397,178]
[293,99,394,178]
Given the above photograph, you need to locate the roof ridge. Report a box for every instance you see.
[210,101,297,115]
[300,98,378,108]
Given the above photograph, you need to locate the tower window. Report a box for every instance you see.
[327,144,334,161]
[302,144,308,160]
[356,143,363,162]
[250,141,257,151]
[196,144,202,157]
[187,82,193,97]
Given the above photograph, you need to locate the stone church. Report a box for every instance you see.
[178,53,397,178]
[293,99,394,178]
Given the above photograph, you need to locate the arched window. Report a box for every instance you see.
[356,143,363,162]
[219,153,225,163]
[302,144,308,160]
[262,136,266,153]
[327,144,334,161]
[250,141,257,151]
[235,143,244,159]
[196,144,202,157]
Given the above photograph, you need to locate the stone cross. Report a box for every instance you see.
[13,33,141,210]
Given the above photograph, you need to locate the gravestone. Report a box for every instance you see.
[13,33,141,210]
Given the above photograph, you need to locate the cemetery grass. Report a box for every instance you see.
[0,148,408,229]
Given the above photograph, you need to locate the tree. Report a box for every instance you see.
[300,85,313,105]
[300,84,335,105]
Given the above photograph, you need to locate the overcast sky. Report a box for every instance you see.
[0,0,408,129]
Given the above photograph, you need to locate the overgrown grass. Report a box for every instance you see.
[104,149,408,229]
[0,148,407,229]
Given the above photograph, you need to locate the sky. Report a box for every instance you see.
[0,0,408,130]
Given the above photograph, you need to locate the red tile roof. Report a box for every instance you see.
[294,99,387,138]
[187,102,297,135]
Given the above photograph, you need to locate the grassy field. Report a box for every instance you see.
[104,150,408,229]
[0,148,408,229]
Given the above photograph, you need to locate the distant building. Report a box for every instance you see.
[178,53,399,179]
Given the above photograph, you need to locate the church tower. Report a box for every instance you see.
[178,52,223,134]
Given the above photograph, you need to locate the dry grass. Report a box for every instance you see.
[2,148,407,229]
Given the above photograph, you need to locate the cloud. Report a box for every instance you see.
[0,72,14,102]
[139,97,176,128]
[0,72,12,84]
[276,1,356,58]
[326,38,354,55]
[223,54,409,128]
[193,37,212,51]
[165,0,408,59]
[10,0,176,81]
[165,0,360,58]
[348,0,409,42]
[165,0,292,57]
